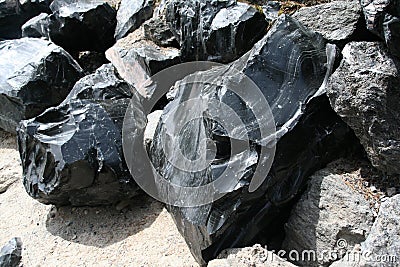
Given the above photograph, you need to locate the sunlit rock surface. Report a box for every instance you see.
[0,38,83,133]
[327,42,400,175]
[150,15,359,264]
[17,64,142,206]
[48,0,117,53]
[0,0,50,39]
[106,27,181,98]
[114,0,153,40]
[166,0,266,62]
[21,12,50,38]
[361,0,400,58]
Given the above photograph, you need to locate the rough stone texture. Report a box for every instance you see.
[106,27,180,98]
[293,1,362,42]
[360,194,400,267]
[0,0,51,39]
[166,0,266,62]
[282,166,374,266]
[143,17,178,47]
[17,64,140,206]
[144,110,162,150]
[361,0,400,58]
[48,0,117,53]
[208,245,297,267]
[262,1,281,22]
[114,0,153,40]
[150,15,360,264]
[326,42,400,175]
[21,12,50,38]
[0,132,20,194]
[0,237,22,267]
[0,38,83,133]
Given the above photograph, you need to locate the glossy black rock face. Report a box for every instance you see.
[0,38,83,133]
[150,15,360,264]
[48,0,117,53]
[166,0,266,63]
[21,12,51,38]
[17,64,142,206]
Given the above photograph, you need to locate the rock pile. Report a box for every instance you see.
[0,0,399,265]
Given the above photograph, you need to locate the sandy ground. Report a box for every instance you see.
[0,131,198,266]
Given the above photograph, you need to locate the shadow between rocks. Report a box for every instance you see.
[45,193,163,248]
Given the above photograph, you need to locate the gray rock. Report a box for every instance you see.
[105,27,180,98]
[0,38,83,133]
[114,0,153,40]
[326,42,400,175]
[0,237,22,267]
[166,0,266,62]
[143,17,178,47]
[292,1,362,42]
[17,64,141,206]
[21,12,50,38]
[360,194,400,267]
[282,165,374,266]
[208,244,297,267]
[361,0,400,58]
[49,0,117,53]
[262,1,281,22]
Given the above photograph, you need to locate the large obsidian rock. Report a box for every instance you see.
[21,12,50,38]
[143,17,178,48]
[0,0,51,39]
[17,64,142,206]
[114,0,153,40]
[361,0,400,58]
[48,0,117,53]
[0,38,83,133]
[149,15,359,264]
[0,237,22,267]
[327,42,400,175]
[166,0,267,62]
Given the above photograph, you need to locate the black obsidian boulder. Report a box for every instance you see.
[166,0,267,62]
[0,0,51,39]
[0,38,83,133]
[48,0,117,53]
[0,237,22,267]
[21,12,51,38]
[17,64,142,206]
[150,15,360,264]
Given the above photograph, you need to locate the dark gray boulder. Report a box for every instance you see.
[0,38,83,133]
[361,0,400,57]
[106,27,181,98]
[48,0,117,53]
[292,1,363,43]
[149,15,360,264]
[326,42,400,175]
[0,237,22,267]
[0,0,51,39]
[17,64,142,206]
[143,17,178,48]
[166,0,267,62]
[21,12,50,38]
[114,0,153,40]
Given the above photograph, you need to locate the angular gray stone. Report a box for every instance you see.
[209,244,297,267]
[106,27,180,98]
[262,1,281,22]
[114,0,153,40]
[326,42,400,175]
[166,0,266,62]
[0,38,83,133]
[282,165,374,266]
[17,64,142,206]
[361,0,400,57]
[0,237,22,267]
[21,12,50,38]
[360,194,400,267]
[143,17,178,47]
[292,1,362,42]
[48,0,117,52]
